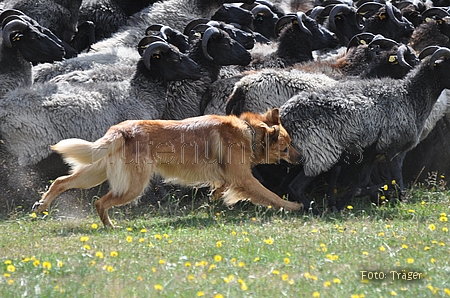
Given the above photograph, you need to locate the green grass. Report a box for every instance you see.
[0,186,449,297]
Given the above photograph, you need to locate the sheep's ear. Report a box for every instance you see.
[264,108,281,125]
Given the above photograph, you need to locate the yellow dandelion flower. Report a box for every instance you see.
[6,265,15,272]
[126,236,132,243]
[440,216,448,222]
[154,234,162,240]
[140,228,147,233]
[439,242,445,246]
[89,260,96,266]
[264,238,274,245]
[383,184,388,191]
[158,259,165,265]
[362,251,369,256]
[91,223,98,229]
[312,229,318,233]
[33,260,40,267]
[185,261,191,267]
[208,264,216,271]
[408,209,415,213]
[80,236,89,242]
[238,261,245,267]
[163,234,169,238]
[30,212,37,219]
[83,244,91,250]
[282,274,289,281]
[43,262,52,270]
[429,224,436,231]
[137,276,143,281]
[324,281,331,287]
[391,180,396,185]
[347,205,353,210]
[4,260,11,265]
[214,294,224,298]
[254,257,260,262]
[152,267,156,273]
[390,291,397,296]
[187,274,195,281]
[407,258,414,264]
[7,279,14,285]
[110,251,119,257]
[379,246,386,251]
[216,241,223,248]
[4,273,10,277]
[381,195,386,200]
[378,232,385,236]
[444,288,450,295]
[313,291,320,297]
[95,252,104,259]
[443,227,448,232]
[402,244,408,249]
[241,283,248,291]
[154,284,163,291]
[284,257,290,265]
[106,266,114,272]
[197,291,205,297]
[22,257,31,263]
[139,238,145,243]
[214,255,222,262]
[272,270,280,275]
[333,278,341,284]
[57,260,63,268]
[431,258,436,264]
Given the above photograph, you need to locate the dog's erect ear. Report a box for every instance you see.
[264,108,281,126]
[268,125,280,142]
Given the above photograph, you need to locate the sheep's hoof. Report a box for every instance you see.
[32,201,46,212]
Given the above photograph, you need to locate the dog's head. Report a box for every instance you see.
[240,108,301,166]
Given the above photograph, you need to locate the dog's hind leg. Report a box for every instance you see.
[224,177,303,212]
[33,164,107,213]
[94,165,154,228]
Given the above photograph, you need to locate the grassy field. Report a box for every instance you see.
[0,185,449,297]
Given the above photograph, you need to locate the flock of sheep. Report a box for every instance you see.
[1,0,450,213]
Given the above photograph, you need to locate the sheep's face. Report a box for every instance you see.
[13,26,66,63]
[204,31,252,66]
[152,49,203,81]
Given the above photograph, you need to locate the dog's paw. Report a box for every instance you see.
[32,201,47,213]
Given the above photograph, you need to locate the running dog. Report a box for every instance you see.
[32,108,303,227]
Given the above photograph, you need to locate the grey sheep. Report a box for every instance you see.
[279,46,450,210]
[0,40,202,166]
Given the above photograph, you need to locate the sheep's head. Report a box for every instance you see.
[1,14,65,63]
[275,12,339,50]
[138,37,202,81]
[200,26,252,65]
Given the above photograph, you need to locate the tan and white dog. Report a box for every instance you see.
[33,108,303,227]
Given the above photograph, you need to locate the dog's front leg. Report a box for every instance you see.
[225,177,303,211]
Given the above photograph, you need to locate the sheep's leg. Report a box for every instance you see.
[334,161,376,211]
[284,168,317,213]
[326,165,341,211]
[385,150,406,199]
[32,165,107,213]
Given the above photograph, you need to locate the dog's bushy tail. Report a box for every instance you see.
[51,133,117,169]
